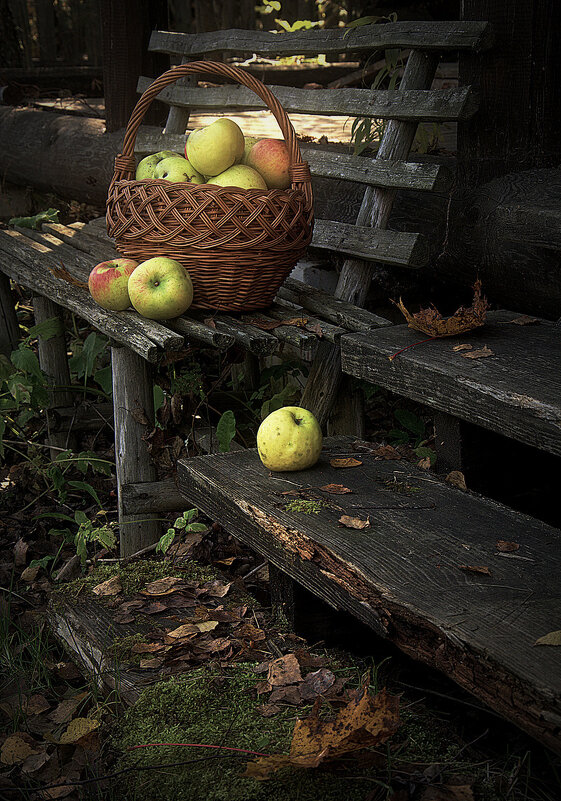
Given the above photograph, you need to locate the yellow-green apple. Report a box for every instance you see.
[88,258,138,311]
[154,156,204,184]
[206,165,267,190]
[128,257,193,320]
[241,135,259,165]
[257,406,323,472]
[136,150,181,180]
[246,138,291,189]
[186,118,245,176]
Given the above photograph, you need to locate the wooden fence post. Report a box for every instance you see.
[111,344,161,556]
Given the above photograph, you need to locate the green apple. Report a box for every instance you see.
[206,165,267,190]
[136,150,181,180]
[154,156,204,184]
[128,257,194,320]
[257,406,323,472]
[186,118,245,176]
[241,135,259,165]
[88,258,138,311]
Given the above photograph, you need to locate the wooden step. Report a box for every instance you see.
[177,438,561,755]
[340,311,561,457]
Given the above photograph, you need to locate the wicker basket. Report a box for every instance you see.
[106,61,314,312]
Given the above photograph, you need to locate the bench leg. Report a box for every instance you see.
[0,271,20,357]
[327,375,365,437]
[269,562,296,628]
[111,344,161,557]
[434,411,464,474]
[33,295,74,456]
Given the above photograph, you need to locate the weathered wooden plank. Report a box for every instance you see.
[0,228,184,354]
[312,219,427,267]
[149,22,492,59]
[0,230,158,362]
[276,278,392,332]
[207,315,280,356]
[167,316,235,350]
[137,76,477,123]
[177,440,561,755]
[136,128,453,193]
[341,310,561,458]
[43,222,117,261]
[240,311,317,360]
[267,302,347,344]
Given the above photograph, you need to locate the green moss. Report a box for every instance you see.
[110,633,147,665]
[110,663,380,801]
[284,499,327,515]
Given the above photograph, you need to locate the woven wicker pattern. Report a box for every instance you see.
[106,62,314,312]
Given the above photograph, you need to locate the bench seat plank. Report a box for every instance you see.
[150,22,492,59]
[340,311,561,457]
[177,439,561,754]
[137,77,477,123]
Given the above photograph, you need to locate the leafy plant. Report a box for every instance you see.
[9,208,60,230]
[216,410,236,452]
[389,408,436,465]
[33,509,117,571]
[156,509,208,555]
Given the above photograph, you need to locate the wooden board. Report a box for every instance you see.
[340,311,561,458]
[177,439,561,754]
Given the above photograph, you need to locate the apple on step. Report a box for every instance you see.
[88,258,138,311]
[154,156,204,183]
[127,257,193,320]
[257,406,323,472]
[186,118,245,177]
[136,150,182,180]
[246,138,291,189]
[206,164,267,190]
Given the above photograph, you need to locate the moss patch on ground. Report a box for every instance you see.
[110,663,380,801]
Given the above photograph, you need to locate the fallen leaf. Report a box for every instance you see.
[394,280,489,337]
[21,748,50,775]
[496,540,519,552]
[320,484,352,494]
[23,694,51,716]
[142,576,183,596]
[92,575,122,596]
[339,515,370,530]
[21,565,40,582]
[256,704,282,717]
[196,620,219,633]
[13,538,28,567]
[510,315,538,326]
[247,316,308,330]
[267,653,303,686]
[461,345,493,359]
[52,662,82,681]
[269,685,302,705]
[373,444,402,460]
[534,630,561,647]
[130,642,166,654]
[58,717,100,744]
[202,580,232,598]
[1,734,38,765]
[418,457,431,470]
[203,316,216,329]
[139,658,164,669]
[458,565,491,576]
[306,321,324,337]
[131,407,151,426]
[421,785,474,801]
[166,623,199,638]
[330,457,362,468]
[141,601,169,615]
[49,692,90,725]
[299,668,336,700]
[453,343,472,352]
[445,470,467,491]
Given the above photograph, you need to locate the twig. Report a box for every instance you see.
[243,559,268,581]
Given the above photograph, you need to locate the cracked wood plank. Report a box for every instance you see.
[177,439,561,755]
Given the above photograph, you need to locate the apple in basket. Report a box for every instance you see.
[88,258,138,311]
[186,118,245,177]
[135,150,182,180]
[241,135,259,165]
[154,156,204,184]
[128,257,193,320]
[257,406,323,472]
[246,138,291,189]
[206,164,267,190]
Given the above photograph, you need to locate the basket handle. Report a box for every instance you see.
[112,60,312,205]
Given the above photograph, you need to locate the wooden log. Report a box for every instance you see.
[167,316,235,350]
[111,344,161,557]
[0,107,121,206]
[137,76,478,123]
[0,270,20,357]
[33,296,74,455]
[311,219,427,268]
[149,22,492,59]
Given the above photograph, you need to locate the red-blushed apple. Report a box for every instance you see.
[127,257,194,320]
[256,406,323,471]
[88,258,138,311]
[246,138,291,189]
[241,135,259,165]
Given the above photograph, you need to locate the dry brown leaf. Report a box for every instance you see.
[330,457,362,468]
[458,565,491,576]
[130,642,166,654]
[166,623,199,638]
[58,717,100,745]
[299,668,336,700]
[339,515,370,530]
[13,537,28,567]
[49,692,89,725]
[21,565,40,583]
[142,576,183,596]
[452,343,472,352]
[139,657,164,669]
[417,457,431,470]
[247,316,308,330]
[510,315,539,326]
[267,653,303,686]
[48,263,89,289]
[269,685,302,705]
[196,620,219,633]
[92,575,122,596]
[21,749,50,775]
[320,484,352,494]
[1,734,38,765]
[372,444,402,460]
[394,280,489,337]
[23,694,51,716]
[461,345,493,359]
[445,470,467,491]
[496,540,519,553]
[306,321,324,338]
[256,704,282,717]
[534,630,561,647]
